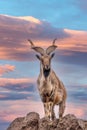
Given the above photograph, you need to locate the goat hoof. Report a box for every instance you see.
[48,120,53,125]
[59,117,62,122]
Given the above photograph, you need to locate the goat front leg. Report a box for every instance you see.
[52,105,56,120]
[59,101,65,121]
[44,102,53,120]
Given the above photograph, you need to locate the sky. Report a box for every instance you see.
[0,0,87,130]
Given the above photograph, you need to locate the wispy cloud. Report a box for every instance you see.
[0,100,43,122]
[59,29,87,52]
[0,64,15,76]
[55,50,87,67]
[0,99,87,124]
[0,78,35,91]
[0,77,38,101]
[65,102,87,119]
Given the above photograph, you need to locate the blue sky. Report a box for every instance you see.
[0,0,87,30]
[0,0,87,130]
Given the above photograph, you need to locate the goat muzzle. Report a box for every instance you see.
[43,68,50,78]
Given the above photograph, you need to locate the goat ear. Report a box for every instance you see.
[51,53,55,59]
[46,45,57,55]
[36,54,41,60]
[32,47,44,55]
[28,39,44,55]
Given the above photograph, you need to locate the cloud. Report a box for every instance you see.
[0,77,85,123]
[55,50,87,66]
[0,78,36,91]
[0,77,39,101]
[0,15,69,61]
[67,85,87,103]
[0,100,44,122]
[0,99,86,124]
[19,16,41,24]
[0,0,87,30]
[0,64,15,76]
[0,93,22,100]
[52,58,87,89]
[0,14,69,40]
[65,102,86,119]
[0,92,33,101]
[0,15,87,63]
[59,29,87,53]
[52,29,87,66]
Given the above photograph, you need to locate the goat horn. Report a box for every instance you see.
[46,39,57,55]
[28,39,44,55]
[28,39,34,47]
[53,38,57,45]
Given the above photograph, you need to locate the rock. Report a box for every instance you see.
[84,121,87,130]
[57,114,85,130]
[7,112,87,130]
[7,112,40,130]
[39,117,58,130]
[7,117,25,130]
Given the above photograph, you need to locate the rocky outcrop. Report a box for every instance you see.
[7,112,87,130]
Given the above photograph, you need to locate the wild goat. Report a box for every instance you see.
[28,39,67,121]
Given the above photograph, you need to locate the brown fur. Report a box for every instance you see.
[37,68,67,120]
[28,39,67,120]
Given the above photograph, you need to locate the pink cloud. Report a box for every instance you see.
[0,100,86,123]
[0,77,35,86]
[65,103,85,118]
[0,14,68,61]
[0,100,44,122]
[19,16,41,24]
[0,15,87,61]
[0,64,15,76]
[0,14,87,62]
[0,94,7,98]
[0,77,36,94]
[58,29,87,53]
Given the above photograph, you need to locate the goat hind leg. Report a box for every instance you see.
[59,101,65,120]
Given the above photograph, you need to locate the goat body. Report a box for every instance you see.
[28,39,67,120]
[37,67,67,120]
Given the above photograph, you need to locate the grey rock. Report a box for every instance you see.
[7,112,39,130]
[57,114,85,130]
[7,112,87,130]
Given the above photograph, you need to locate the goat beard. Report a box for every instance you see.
[43,68,50,78]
